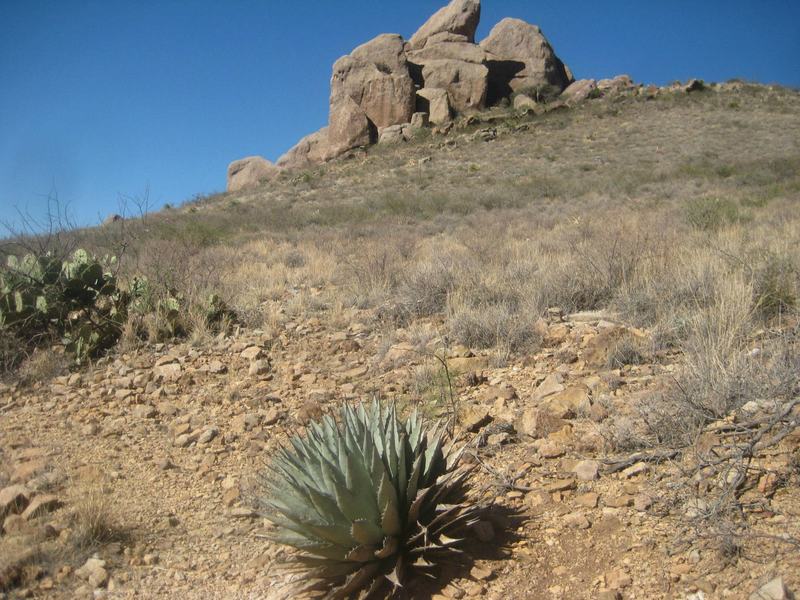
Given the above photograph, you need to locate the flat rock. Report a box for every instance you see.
[462,405,492,432]
[532,373,564,401]
[575,492,599,508]
[538,440,565,459]
[544,478,575,493]
[563,512,591,529]
[573,460,600,481]
[154,362,182,382]
[240,346,263,361]
[750,577,789,600]
[540,385,590,419]
[249,359,270,376]
[516,408,565,439]
[75,557,108,588]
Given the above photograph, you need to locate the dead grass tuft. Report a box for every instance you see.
[68,483,126,551]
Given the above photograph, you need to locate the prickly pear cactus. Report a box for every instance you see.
[1,249,127,362]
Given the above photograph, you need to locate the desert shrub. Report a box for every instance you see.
[254,402,483,598]
[515,83,562,104]
[685,197,741,231]
[641,327,799,447]
[448,300,539,353]
[751,251,797,320]
[69,483,126,551]
[606,336,647,369]
[395,254,466,318]
[17,347,70,384]
[636,275,799,445]
[587,87,603,100]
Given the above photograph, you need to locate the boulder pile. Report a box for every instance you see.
[227,0,578,190]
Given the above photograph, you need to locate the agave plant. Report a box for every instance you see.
[257,401,484,598]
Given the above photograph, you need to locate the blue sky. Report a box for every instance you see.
[1,0,799,230]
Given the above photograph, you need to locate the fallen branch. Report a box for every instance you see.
[601,449,680,473]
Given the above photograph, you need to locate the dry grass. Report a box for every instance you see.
[68,482,126,551]
[16,347,71,386]
[3,84,798,376]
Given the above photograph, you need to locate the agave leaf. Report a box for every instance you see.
[305,486,349,527]
[404,454,424,513]
[286,541,350,561]
[377,471,399,520]
[333,476,377,524]
[350,519,384,546]
[380,497,401,536]
[344,544,376,563]
[344,456,381,522]
[428,506,482,538]
[332,561,381,599]
[292,557,361,579]
[396,430,408,509]
[412,556,435,569]
[384,554,404,589]
[385,415,399,486]
[361,575,387,599]
[304,522,357,548]
[374,535,398,559]
[436,533,463,547]
[407,485,433,525]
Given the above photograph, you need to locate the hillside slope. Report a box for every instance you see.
[1,82,800,599]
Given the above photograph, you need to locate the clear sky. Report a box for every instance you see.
[1,0,799,230]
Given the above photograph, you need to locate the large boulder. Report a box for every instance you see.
[407,41,488,66]
[408,0,481,50]
[480,18,573,105]
[421,60,488,113]
[331,34,416,130]
[417,88,451,125]
[327,94,373,158]
[276,127,330,169]
[561,79,598,104]
[378,124,412,144]
[226,156,280,192]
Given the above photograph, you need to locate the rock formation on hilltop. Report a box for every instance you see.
[227,0,576,191]
[480,18,573,104]
[407,0,481,49]
[226,156,280,193]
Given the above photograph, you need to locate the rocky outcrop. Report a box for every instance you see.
[327,95,374,157]
[561,79,598,104]
[480,18,573,104]
[407,38,491,113]
[330,34,416,130]
[226,156,280,192]
[276,128,330,169]
[378,124,413,144]
[417,87,451,125]
[228,0,587,177]
[408,0,481,50]
[421,60,488,113]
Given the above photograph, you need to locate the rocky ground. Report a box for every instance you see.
[2,306,798,599]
